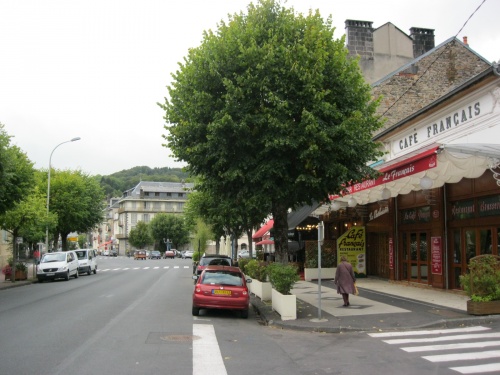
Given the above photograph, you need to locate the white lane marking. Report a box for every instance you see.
[369,326,490,338]
[143,267,150,269]
[449,363,500,374]
[402,340,500,353]
[184,266,190,269]
[113,268,121,270]
[164,266,170,269]
[423,350,500,362]
[383,332,500,345]
[174,266,180,269]
[153,267,160,269]
[100,269,110,272]
[193,324,227,375]
[133,267,140,270]
[122,268,130,270]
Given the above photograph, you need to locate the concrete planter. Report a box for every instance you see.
[251,279,272,301]
[466,300,500,315]
[4,270,28,281]
[304,267,336,281]
[271,288,296,320]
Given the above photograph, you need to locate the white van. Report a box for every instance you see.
[75,249,98,275]
[37,251,79,282]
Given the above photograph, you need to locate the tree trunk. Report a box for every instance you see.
[247,230,253,258]
[272,201,289,264]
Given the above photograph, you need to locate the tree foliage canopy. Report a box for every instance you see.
[149,213,190,250]
[49,169,106,250]
[0,123,35,215]
[161,0,384,260]
[128,221,153,250]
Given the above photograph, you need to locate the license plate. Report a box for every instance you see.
[46,273,55,276]
[212,289,231,296]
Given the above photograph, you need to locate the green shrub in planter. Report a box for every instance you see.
[245,260,268,281]
[267,263,300,295]
[238,258,251,274]
[460,255,500,302]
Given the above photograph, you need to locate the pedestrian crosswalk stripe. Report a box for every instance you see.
[369,326,490,338]
[449,362,500,374]
[383,332,500,345]
[422,350,500,362]
[402,340,500,353]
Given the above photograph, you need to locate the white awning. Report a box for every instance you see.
[313,144,498,215]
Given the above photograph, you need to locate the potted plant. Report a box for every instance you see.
[2,259,28,281]
[268,263,300,320]
[246,260,271,301]
[304,241,336,281]
[459,254,500,315]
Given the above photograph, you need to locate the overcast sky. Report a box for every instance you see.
[1,0,498,176]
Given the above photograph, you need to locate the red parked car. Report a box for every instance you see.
[192,266,252,318]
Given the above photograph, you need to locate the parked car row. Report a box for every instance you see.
[37,249,98,282]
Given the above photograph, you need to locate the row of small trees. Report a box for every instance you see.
[0,124,105,261]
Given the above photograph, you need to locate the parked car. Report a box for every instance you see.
[103,249,110,256]
[134,250,147,260]
[110,249,117,257]
[192,265,252,318]
[75,249,98,275]
[182,250,194,259]
[238,250,256,259]
[37,251,79,282]
[195,254,232,276]
[150,250,161,259]
[164,249,175,259]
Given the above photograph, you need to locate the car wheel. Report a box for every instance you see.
[37,278,43,283]
[192,306,200,316]
[241,309,249,319]
[74,270,79,279]
[65,271,70,281]
[93,267,97,274]
[87,266,91,275]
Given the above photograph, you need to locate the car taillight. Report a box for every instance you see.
[195,287,202,293]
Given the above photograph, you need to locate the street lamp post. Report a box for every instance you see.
[45,137,81,254]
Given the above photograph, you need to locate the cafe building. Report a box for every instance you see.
[314,36,500,290]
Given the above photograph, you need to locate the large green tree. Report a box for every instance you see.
[128,221,153,250]
[0,123,34,215]
[149,213,190,251]
[48,169,105,251]
[161,0,383,262]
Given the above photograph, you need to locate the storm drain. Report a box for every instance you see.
[146,332,200,344]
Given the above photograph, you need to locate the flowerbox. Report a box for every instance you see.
[271,288,296,320]
[304,267,336,281]
[251,279,272,301]
[466,300,500,315]
[4,270,28,281]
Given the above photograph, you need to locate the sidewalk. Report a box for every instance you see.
[251,278,500,333]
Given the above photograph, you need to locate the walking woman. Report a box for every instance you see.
[335,255,356,306]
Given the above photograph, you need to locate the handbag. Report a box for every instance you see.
[354,282,359,296]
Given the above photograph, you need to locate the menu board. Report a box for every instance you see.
[337,226,366,277]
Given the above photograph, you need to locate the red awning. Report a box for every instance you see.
[98,240,113,248]
[329,146,439,200]
[256,239,274,245]
[252,219,274,240]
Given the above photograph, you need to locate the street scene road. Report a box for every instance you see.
[1,256,500,375]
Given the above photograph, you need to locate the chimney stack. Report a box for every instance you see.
[410,27,435,58]
[345,19,374,60]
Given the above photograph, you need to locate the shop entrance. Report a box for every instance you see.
[401,231,430,284]
[367,232,390,278]
[449,227,500,289]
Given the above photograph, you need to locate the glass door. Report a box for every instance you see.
[401,231,429,284]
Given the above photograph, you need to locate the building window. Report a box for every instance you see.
[131,213,137,225]
[155,192,160,197]
[178,193,184,198]
[167,193,172,197]
[145,192,150,196]
[154,202,161,210]
[144,214,150,223]
[131,201,136,209]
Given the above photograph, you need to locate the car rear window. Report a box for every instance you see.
[201,271,243,286]
[200,257,231,266]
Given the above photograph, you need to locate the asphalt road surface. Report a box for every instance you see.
[1,256,499,375]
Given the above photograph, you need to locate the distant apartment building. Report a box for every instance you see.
[95,181,194,254]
